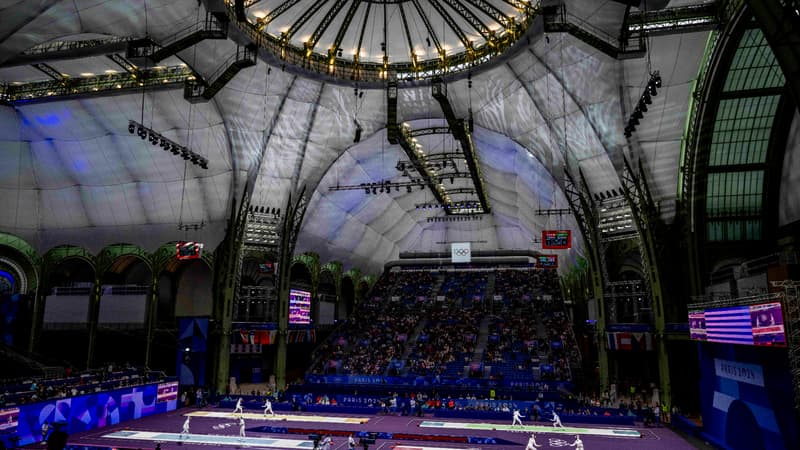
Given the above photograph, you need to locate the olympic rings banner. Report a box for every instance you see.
[451,242,471,263]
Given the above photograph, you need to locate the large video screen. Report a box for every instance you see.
[542,230,571,250]
[289,289,312,324]
[689,302,786,347]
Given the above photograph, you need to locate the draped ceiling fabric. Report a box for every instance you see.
[0,0,713,273]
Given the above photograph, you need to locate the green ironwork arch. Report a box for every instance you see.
[42,245,97,274]
[96,243,153,275]
[0,232,41,291]
[152,241,214,275]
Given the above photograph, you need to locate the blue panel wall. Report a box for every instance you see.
[1,381,177,447]
[697,342,798,450]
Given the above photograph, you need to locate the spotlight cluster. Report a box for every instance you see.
[127,120,208,169]
[360,180,417,194]
[624,71,662,138]
[415,201,481,210]
[426,215,483,223]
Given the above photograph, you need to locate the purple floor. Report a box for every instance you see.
[63,407,697,450]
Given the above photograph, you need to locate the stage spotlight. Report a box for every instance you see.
[632,109,643,120]
[648,84,657,96]
[653,73,662,88]
[128,122,135,134]
[638,101,648,113]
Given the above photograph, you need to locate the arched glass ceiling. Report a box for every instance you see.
[232,0,539,82]
[703,27,784,241]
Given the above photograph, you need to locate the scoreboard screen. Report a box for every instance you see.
[542,230,572,249]
[289,289,312,324]
[176,241,204,260]
[537,255,558,269]
[689,302,786,347]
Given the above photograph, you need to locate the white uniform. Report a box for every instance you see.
[181,417,190,437]
[525,433,540,450]
[239,417,246,439]
[552,412,564,428]
[512,409,523,426]
[348,435,356,450]
[233,398,244,414]
[570,435,584,450]
[263,399,275,416]
[321,436,333,450]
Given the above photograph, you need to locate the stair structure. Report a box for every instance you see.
[126,11,229,62]
[471,315,492,364]
[184,44,257,102]
[542,4,646,60]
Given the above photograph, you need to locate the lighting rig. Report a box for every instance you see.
[127,120,208,169]
[415,201,482,211]
[598,201,635,237]
[624,71,662,138]
[177,221,206,231]
[427,215,483,223]
[244,205,281,247]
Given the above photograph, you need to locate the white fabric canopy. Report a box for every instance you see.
[0,0,711,272]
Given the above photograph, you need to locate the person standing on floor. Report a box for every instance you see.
[263,398,275,417]
[181,416,191,438]
[552,411,564,428]
[348,434,356,450]
[239,416,246,439]
[569,435,584,450]
[512,409,524,427]
[525,433,541,450]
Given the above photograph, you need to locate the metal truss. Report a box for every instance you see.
[225,0,540,84]
[431,77,491,213]
[1,65,193,104]
[770,280,800,412]
[626,2,720,37]
[2,37,132,66]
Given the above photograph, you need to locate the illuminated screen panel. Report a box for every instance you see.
[176,242,204,260]
[289,289,312,324]
[690,302,787,347]
[542,230,572,249]
[689,310,707,341]
[0,407,19,432]
[750,302,787,347]
[705,305,754,345]
[537,255,558,268]
[157,381,179,403]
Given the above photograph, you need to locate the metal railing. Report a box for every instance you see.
[224,0,541,84]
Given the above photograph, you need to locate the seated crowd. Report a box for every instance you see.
[310,268,578,384]
[309,297,423,375]
[406,300,482,376]
[0,364,163,407]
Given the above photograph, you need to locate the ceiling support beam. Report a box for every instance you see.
[1,65,193,105]
[431,77,491,213]
[2,37,132,67]
[438,0,492,42]
[30,62,65,81]
[386,81,449,207]
[326,0,362,63]
[426,0,473,51]
[410,0,445,59]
